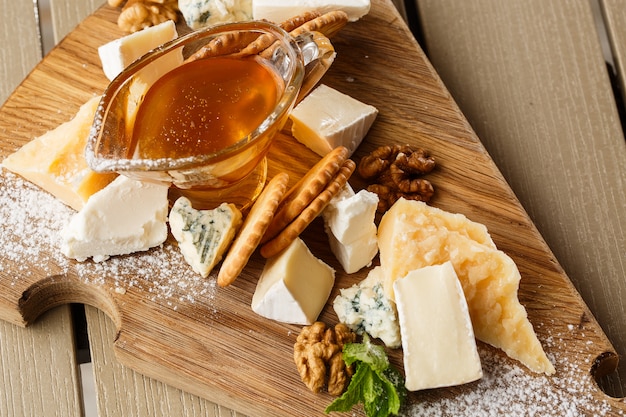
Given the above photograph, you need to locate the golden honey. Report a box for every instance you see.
[132,55,284,160]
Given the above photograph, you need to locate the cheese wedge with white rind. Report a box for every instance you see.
[61,175,169,262]
[377,198,555,375]
[252,238,335,325]
[169,197,242,278]
[98,20,178,81]
[2,96,118,211]
[253,0,370,23]
[289,84,378,157]
[394,262,483,391]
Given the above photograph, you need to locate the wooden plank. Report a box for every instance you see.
[1,1,626,415]
[49,0,102,44]
[0,306,83,417]
[85,305,246,417]
[0,3,83,417]
[415,0,626,397]
[600,0,626,108]
[0,0,42,104]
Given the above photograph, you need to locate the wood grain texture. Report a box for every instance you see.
[1,1,625,416]
[48,0,103,44]
[601,0,626,106]
[0,306,83,417]
[85,305,247,417]
[415,0,626,398]
[0,0,42,104]
[0,3,82,417]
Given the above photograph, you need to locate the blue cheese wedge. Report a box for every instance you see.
[98,20,178,81]
[333,266,401,348]
[179,0,252,29]
[321,184,379,273]
[253,0,370,23]
[169,197,242,278]
[393,262,483,391]
[60,175,169,262]
[289,84,378,157]
[252,238,335,325]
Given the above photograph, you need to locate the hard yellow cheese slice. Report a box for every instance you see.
[2,96,118,211]
[377,198,555,375]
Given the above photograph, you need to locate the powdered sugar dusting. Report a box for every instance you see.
[405,342,621,416]
[1,169,623,415]
[0,169,216,309]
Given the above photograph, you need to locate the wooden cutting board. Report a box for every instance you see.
[1,1,624,415]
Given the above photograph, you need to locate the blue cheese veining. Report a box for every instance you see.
[169,197,242,278]
[333,266,401,348]
[178,0,252,29]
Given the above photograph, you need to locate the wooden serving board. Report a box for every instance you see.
[1,2,624,416]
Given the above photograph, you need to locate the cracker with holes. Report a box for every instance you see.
[217,173,290,287]
[262,146,349,243]
[260,159,355,258]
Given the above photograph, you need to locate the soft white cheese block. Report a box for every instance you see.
[60,175,169,262]
[179,0,252,29]
[252,238,335,325]
[327,223,377,274]
[322,185,378,243]
[253,0,370,23]
[333,266,401,348]
[169,197,242,278]
[393,262,483,391]
[289,84,378,157]
[98,20,178,81]
[321,184,379,273]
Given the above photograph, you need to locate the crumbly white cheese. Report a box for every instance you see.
[321,183,379,273]
[60,175,169,262]
[333,266,401,348]
[98,20,178,81]
[289,84,378,157]
[393,262,483,391]
[169,197,242,278]
[253,0,370,23]
[179,0,252,29]
[251,238,335,325]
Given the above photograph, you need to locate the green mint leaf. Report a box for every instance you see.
[342,333,389,371]
[325,334,406,417]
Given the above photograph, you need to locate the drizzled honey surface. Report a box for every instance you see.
[132,55,283,160]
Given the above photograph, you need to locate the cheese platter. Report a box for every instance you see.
[0,1,625,416]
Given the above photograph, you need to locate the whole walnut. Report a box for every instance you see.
[108,0,179,33]
[358,144,436,212]
[294,322,356,396]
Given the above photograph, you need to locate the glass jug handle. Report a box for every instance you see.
[294,31,337,104]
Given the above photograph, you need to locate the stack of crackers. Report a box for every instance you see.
[217,146,355,287]
[212,11,355,287]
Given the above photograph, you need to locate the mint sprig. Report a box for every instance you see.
[325,334,407,417]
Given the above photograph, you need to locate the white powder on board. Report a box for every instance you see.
[404,342,621,416]
[1,168,623,415]
[0,169,217,309]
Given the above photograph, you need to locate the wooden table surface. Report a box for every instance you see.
[1,1,625,416]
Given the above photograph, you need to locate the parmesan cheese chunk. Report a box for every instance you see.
[394,262,483,391]
[289,84,378,157]
[2,96,118,211]
[377,198,555,375]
